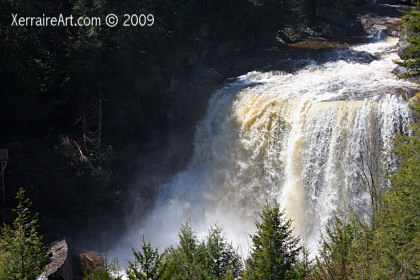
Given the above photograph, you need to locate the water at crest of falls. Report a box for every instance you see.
[117,38,418,259]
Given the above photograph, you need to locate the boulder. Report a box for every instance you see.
[398,38,410,59]
[353,52,378,64]
[371,24,389,40]
[392,65,408,76]
[318,21,346,39]
[277,26,314,44]
[37,240,73,280]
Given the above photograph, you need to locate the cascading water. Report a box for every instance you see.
[118,38,417,258]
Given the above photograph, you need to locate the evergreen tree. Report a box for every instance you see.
[0,188,47,280]
[292,247,312,280]
[83,255,122,280]
[161,221,206,280]
[308,100,420,279]
[202,225,242,279]
[310,214,359,280]
[397,2,420,78]
[371,99,420,278]
[127,239,165,280]
[244,202,301,280]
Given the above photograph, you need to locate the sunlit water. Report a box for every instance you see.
[112,38,418,266]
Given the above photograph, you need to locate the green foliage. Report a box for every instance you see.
[0,188,47,280]
[292,247,312,280]
[158,221,242,280]
[161,221,206,280]
[202,226,242,280]
[127,239,165,280]
[244,202,301,280]
[372,98,420,278]
[83,255,122,280]
[308,99,420,280]
[310,214,362,280]
[397,2,420,78]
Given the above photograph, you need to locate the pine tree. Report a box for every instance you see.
[0,188,47,280]
[371,99,420,279]
[244,202,301,280]
[311,214,358,280]
[161,221,206,280]
[203,225,242,279]
[397,2,420,78]
[83,255,122,280]
[127,239,164,280]
[308,100,420,279]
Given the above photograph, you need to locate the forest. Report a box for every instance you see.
[0,0,419,279]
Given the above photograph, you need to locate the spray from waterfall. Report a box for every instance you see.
[114,38,417,260]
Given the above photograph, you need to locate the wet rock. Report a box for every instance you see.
[37,240,73,280]
[371,24,389,40]
[277,25,314,44]
[316,6,346,26]
[392,64,416,77]
[277,26,300,44]
[392,65,408,76]
[357,3,411,17]
[353,51,378,63]
[345,2,411,38]
[398,38,410,58]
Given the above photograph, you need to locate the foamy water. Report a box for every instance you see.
[112,38,417,263]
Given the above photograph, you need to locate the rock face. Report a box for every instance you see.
[308,1,413,40]
[398,38,410,58]
[344,19,365,36]
[277,25,316,44]
[37,240,73,280]
[316,6,346,25]
[318,22,346,39]
[291,0,316,24]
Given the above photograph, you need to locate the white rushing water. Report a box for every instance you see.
[116,38,418,259]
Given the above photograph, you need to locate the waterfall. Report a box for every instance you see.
[121,38,417,257]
